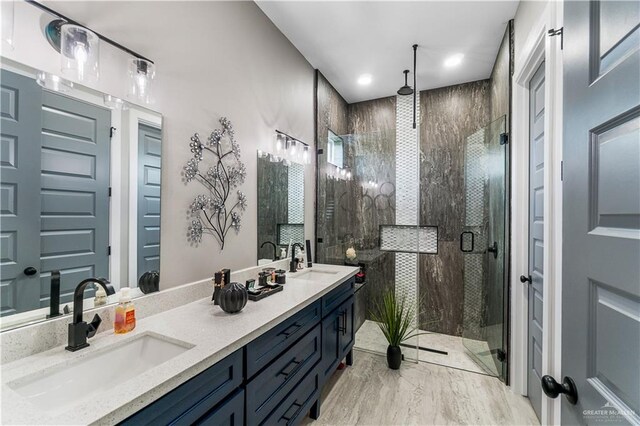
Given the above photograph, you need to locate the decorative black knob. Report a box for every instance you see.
[541,375,578,405]
[23,267,37,276]
[520,275,531,283]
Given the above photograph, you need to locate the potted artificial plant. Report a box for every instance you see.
[370,290,421,370]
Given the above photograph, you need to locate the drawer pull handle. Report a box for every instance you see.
[338,310,347,335]
[279,322,302,338]
[280,401,303,423]
[278,358,301,377]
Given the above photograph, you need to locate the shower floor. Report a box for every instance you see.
[355,320,500,376]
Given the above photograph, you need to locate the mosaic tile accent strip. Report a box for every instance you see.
[380,225,437,254]
[288,162,304,224]
[395,94,421,318]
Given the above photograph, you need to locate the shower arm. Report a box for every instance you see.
[413,44,417,129]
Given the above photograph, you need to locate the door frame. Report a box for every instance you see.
[511,2,563,425]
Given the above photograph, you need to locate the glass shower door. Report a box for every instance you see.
[461,115,508,378]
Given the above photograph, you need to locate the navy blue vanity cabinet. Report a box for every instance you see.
[246,301,322,378]
[260,369,321,426]
[193,388,244,426]
[246,324,322,424]
[319,295,355,385]
[119,349,242,426]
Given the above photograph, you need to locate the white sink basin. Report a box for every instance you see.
[8,332,193,415]
[294,269,339,281]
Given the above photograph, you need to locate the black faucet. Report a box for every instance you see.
[290,243,304,272]
[66,277,115,352]
[261,241,278,260]
[47,270,61,319]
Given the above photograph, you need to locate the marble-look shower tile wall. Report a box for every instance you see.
[419,80,491,336]
[347,98,397,320]
[257,157,288,260]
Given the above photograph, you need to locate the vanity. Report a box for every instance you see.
[0,264,357,425]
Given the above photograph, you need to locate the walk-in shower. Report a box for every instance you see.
[314,24,512,380]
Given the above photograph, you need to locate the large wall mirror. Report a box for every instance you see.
[256,151,305,264]
[0,60,163,331]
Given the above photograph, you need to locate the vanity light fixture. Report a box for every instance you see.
[272,130,311,165]
[28,0,155,102]
[36,71,74,92]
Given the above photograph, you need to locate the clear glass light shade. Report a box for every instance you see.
[275,134,285,152]
[36,72,73,92]
[302,146,310,164]
[128,58,155,104]
[1,0,14,49]
[289,140,298,160]
[61,24,99,83]
[103,94,128,111]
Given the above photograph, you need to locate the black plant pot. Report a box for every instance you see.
[387,345,402,369]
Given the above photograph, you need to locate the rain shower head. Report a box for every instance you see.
[397,70,414,95]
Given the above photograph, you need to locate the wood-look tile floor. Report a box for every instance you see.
[302,349,539,426]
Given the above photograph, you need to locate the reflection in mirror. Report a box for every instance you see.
[327,129,344,168]
[0,62,162,331]
[256,152,305,265]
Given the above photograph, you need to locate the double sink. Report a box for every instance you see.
[6,266,342,416]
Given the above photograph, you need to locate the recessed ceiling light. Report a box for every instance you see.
[357,74,372,85]
[444,53,464,68]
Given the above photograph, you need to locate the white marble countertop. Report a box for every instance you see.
[0,264,358,425]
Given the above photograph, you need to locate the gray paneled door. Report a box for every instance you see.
[39,91,111,305]
[527,61,545,422]
[0,70,42,315]
[561,1,640,424]
[137,123,161,281]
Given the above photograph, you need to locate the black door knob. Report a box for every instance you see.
[23,267,37,276]
[541,375,578,405]
[520,275,531,283]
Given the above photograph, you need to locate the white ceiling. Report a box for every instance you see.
[257,1,518,103]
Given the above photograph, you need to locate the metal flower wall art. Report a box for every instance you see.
[184,117,247,249]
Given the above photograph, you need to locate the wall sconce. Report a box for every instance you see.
[60,23,100,83]
[128,58,155,104]
[36,71,73,92]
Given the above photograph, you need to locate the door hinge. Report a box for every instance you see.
[499,133,509,145]
[548,27,563,50]
[107,246,111,256]
[110,126,116,138]
[561,160,564,181]
[108,187,112,197]
[497,349,507,362]
[317,148,324,155]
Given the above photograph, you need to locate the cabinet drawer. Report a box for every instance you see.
[260,369,320,426]
[246,301,321,378]
[321,277,355,319]
[247,324,321,425]
[194,388,244,426]
[119,350,243,426]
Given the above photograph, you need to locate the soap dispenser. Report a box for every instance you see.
[114,287,136,334]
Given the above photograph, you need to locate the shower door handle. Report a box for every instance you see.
[460,232,474,253]
[487,242,498,259]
